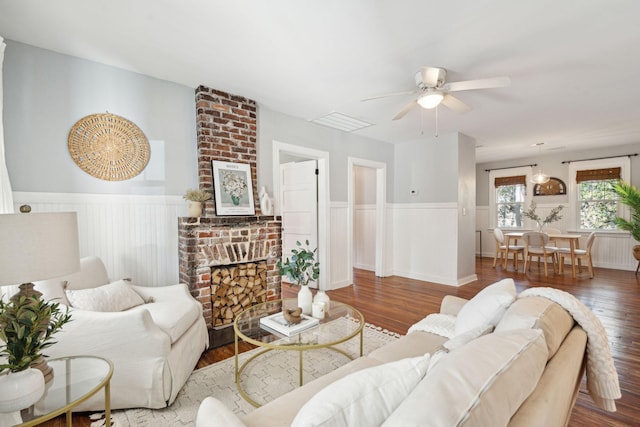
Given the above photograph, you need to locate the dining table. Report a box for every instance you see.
[504,231,583,278]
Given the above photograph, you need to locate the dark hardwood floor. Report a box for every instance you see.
[44,257,639,426]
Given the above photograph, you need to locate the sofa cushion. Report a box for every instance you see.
[133,299,201,344]
[65,280,146,312]
[454,278,516,336]
[383,328,548,427]
[292,354,431,427]
[495,296,575,360]
[368,330,448,364]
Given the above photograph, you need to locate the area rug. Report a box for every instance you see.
[93,321,400,427]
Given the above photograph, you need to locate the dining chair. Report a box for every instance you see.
[543,227,562,247]
[522,231,558,276]
[493,228,524,270]
[558,232,597,278]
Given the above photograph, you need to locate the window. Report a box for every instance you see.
[489,166,532,229]
[569,158,630,231]
[577,169,620,230]
[495,176,526,228]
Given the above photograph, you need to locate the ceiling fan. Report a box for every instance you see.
[363,67,511,120]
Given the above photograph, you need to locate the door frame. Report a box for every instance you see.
[272,140,330,291]
[347,157,387,279]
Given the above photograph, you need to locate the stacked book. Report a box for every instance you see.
[260,311,320,336]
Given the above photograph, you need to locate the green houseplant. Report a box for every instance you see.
[0,286,71,412]
[0,288,72,374]
[613,181,640,264]
[277,240,320,315]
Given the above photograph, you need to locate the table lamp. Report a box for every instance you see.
[0,211,80,383]
[0,211,80,289]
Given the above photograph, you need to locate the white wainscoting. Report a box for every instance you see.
[477,203,637,271]
[391,202,470,286]
[329,202,351,289]
[354,204,376,271]
[13,192,187,286]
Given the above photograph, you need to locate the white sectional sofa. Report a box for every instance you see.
[1,256,209,411]
[196,278,619,427]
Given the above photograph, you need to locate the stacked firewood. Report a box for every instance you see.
[211,261,268,327]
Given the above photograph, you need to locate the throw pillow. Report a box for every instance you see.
[382,329,548,427]
[292,354,431,427]
[454,278,516,336]
[65,279,145,312]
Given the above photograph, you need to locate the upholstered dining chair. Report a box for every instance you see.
[558,232,597,278]
[493,228,524,270]
[523,231,559,276]
[543,227,562,247]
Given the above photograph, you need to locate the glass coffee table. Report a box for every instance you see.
[233,298,364,407]
[13,356,113,427]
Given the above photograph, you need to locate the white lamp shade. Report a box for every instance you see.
[530,172,551,184]
[417,92,444,109]
[0,212,80,286]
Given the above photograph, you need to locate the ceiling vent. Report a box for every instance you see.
[311,112,373,133]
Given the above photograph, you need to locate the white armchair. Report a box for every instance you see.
[5,256,209,411]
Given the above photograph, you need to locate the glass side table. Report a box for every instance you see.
[7,356,113,427]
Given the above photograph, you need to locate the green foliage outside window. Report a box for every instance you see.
[496,184,525,227]
[579,180,618,230]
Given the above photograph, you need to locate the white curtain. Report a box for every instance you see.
[0,36,14,213]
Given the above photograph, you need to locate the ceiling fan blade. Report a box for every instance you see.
[441,94,471,113]
[420,67,443,87]
[361,90,417,102]
[442,76,511,92]
[392,99,418,120]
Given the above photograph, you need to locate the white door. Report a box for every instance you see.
[280,159,319,288]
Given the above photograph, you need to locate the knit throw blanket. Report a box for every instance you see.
[519,287,621,412]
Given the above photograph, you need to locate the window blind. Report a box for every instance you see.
[494,175,526,187]
[575,167,621,183]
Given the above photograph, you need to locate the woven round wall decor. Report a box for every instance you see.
[68,113,150,181]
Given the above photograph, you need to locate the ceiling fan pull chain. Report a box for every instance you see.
[435,105,439,137]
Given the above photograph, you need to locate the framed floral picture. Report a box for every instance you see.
[211,160,255,215]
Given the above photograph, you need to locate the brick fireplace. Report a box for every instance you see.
[178,86,282,345]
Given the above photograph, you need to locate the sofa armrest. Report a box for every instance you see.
[196,397,246,427]
[440,295,468,316]
[131,283,193,303]
[48,306,171,359]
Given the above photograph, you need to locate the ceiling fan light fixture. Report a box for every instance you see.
[417,92,444,109]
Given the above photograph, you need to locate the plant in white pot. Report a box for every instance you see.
[0,287,72,413]
[277,240,320,315]
[183,188,213,218]
[613,181,640,269]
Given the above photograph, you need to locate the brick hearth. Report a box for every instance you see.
[178,85,282,343]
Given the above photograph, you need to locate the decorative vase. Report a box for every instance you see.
[30,355,54,384]
[0,368,45,413]
[313,290,330,310]
[188,201,203,218]
[231,196,240,206]
[297,285,313,315]
[259,186,273,215]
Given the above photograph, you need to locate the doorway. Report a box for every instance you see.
[272,141,330,291]
[347,157,387,280]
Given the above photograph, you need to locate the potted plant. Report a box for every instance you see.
[0,285,72,412]
[523,201,564,231]
[613,181,640,266]
[183,188,213,218]
[277,240,320,315]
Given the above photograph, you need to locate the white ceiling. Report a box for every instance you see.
[1,0,639,163]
